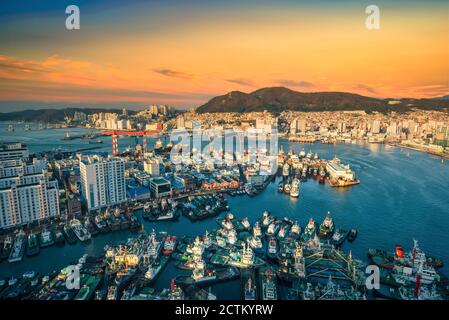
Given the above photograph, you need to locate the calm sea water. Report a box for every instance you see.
[1,122,449,298]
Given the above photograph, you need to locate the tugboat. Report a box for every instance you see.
[39,230,55,248]
[318,212,334,239]
[301,218,316,242]
[26,233,40,257]
[290,178,300,198]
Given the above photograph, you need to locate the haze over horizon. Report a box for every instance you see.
[1,0,448,112]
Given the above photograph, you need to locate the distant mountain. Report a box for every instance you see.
[0,108,135,122]
[197,87,449,113]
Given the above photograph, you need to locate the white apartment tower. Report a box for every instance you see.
[0,172,59,229]
[80,155,126,211]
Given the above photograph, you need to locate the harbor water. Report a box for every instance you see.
[1,123,449,298]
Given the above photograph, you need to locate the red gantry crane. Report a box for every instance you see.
[102,130,161,156]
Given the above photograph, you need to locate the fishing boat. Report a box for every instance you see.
[259,266,278,300]
[267,237,278,260]
[330,229,348,247]
[70,219,91,242]
[144,255,170,284]
[54,229,65,245]
[290,178,300,198]
[318,212,334,239]
[62,224,78,244]
[241,269,257,300]
[39,230,55,248]
[84,217,99,236]
[290,221,301,239]
[94,214,109,233]
[347,229,358,242]
[282,163,290,178]
[147,208,179,222]
[283,182,291,194]
[228,242,265,268]
[277,182,284,193]
[248,235,263,252]
[163,235,177,255]
[26,233,40,257]
[174,258,240,287]
[1,236,13,261]
[260,211,274,228]
[266,221,280,237]
[154,139,163,152]
[8,231,26,263]
[301,218,317,242]
[143,202,151,213]
[106,286,118,300]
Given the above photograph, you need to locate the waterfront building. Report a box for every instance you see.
[0,142,29,162]
[0,172,60,229]
[80,155,126,212]
[149,177,172,198]
[0,158,46,179]
[144,158,161,176]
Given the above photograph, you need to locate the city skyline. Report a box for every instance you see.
[0,0,448,111]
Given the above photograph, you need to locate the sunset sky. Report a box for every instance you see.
[0,0,448,111]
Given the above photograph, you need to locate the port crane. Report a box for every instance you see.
[102,130,161,156]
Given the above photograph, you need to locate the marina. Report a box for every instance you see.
[0,126,449,300]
